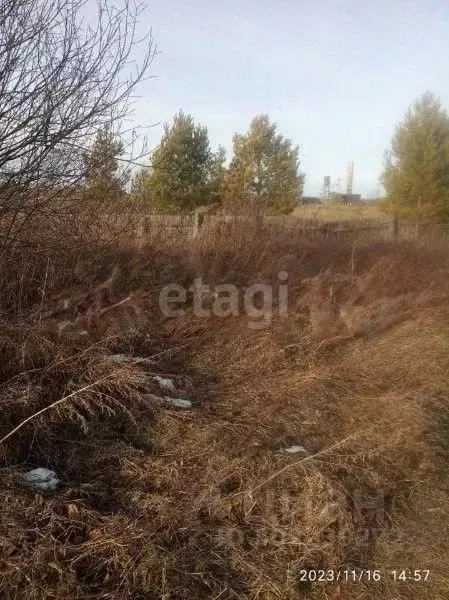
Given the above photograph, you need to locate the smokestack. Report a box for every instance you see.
[346,161,354,196]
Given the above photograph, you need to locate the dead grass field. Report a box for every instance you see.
[293,202,388,223]
[0,220,449,599]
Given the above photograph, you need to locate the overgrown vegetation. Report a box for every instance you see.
[0,2,449,599]
[1,222,449,599]
[0,0,154,251]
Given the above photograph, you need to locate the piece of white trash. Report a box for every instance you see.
[279,445,308,456]
[107,354,153,366]
[153,375,176,392]
[108,353,128,363]
[23,468,60,492]
[165,397,192,409]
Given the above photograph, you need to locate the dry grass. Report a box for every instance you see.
[0,217,449,599]
[292,202,387,223]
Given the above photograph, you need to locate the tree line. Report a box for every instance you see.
[1,0,448,228]
[87,92,449,222]
[87,112,305,215]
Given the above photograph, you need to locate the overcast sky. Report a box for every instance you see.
[128,0,449,197]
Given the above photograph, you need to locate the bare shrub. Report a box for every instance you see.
[0,0,155,253]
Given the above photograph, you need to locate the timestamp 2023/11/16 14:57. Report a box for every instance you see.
[298,569,430,583]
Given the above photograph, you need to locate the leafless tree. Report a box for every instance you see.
[0,0,155,251]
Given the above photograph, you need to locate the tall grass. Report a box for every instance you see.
[0,214,448,599]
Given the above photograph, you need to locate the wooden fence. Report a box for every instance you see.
[137,214,196,239]
[136,213,449,245]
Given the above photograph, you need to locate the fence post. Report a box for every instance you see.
[389,214,399,240]
[193,209,204,238]
[193,203,221,238]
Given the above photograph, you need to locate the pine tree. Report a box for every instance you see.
[224,115,304,215]
[143,111,223,213]
[84,128,128,200]
[209,145,227,205]
[382,92,449,222]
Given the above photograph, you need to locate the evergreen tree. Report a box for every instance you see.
[224,115,304,215]
[84,128,128,199]
[382,92,449,222]
[143,111,223,213]
[209,144,227,205]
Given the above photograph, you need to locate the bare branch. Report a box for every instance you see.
[0,0,156,249]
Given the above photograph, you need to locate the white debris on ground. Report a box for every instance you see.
[106,354,153,366]
[23,468,59,492]
[107,356,177,389]
[278,445,308,456]
[165,397,192,409]
[152,375,176,392]
[106,356,191,409]
[107,353,128,363]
